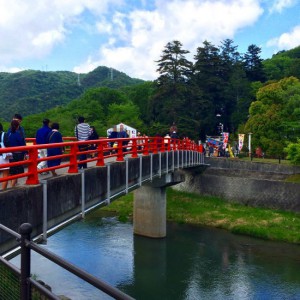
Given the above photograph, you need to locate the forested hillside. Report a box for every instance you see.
[0,66,143,121]
[2,40,300,159]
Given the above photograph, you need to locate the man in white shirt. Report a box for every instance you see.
[75,116,90,169]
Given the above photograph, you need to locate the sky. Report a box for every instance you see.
[0,0,300,80]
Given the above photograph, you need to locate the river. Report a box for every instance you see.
[11,211,300,299]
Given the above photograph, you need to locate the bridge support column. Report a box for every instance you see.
[134,185,166,238]
[133,172,184,238]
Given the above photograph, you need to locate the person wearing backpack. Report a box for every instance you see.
[47,123,64,177]
[0,123,10,189]
[36,118,52,174]
[88,126,99,157]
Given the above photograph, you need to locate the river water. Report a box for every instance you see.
[11,211,300,300]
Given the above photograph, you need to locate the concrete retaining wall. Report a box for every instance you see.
[205,157,300,174]
[175,158,300,212]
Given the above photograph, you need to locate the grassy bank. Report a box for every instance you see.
[102,189,300,244]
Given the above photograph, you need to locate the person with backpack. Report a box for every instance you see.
[47,123,64,177]
[36,118,52,174]
[88,126,99,157]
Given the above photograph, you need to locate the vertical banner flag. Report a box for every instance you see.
[238,134,244,151]
[222,132,229,149]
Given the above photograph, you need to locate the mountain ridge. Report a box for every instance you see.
[0,66,144,121]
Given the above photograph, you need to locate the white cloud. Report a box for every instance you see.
[32,29,65,48]
[0,66,23,73]
[269,0,298,13]
[0,0,122,63]
[266,25,300,50]
[74,0,263,80]
[0,0,266,80]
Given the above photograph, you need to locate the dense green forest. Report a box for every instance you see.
[0,66,143,121]
[1,39,300,160]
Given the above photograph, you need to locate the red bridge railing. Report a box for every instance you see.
[0,136,200,186]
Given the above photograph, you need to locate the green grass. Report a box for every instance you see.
[102,189,300,244]
[240,157,292,165]
[285,174,300,183]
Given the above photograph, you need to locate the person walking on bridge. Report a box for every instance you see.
[0,123,10,190]
[47,123,63,177]
[7,114,26,143]
[8,120,26,187]
[36,118,51,174]
[75,116,91,169]
[117,124,129,152]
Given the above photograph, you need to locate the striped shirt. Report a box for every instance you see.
[75,123,91,141]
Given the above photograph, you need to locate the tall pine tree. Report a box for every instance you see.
[243,44,266,82]
[152,41,193,131]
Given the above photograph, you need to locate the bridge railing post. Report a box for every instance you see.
[125,157,129,193]
[25,147,39,185]
[20,223,32,300]
[143,138,149,156]
[107,164,111,204]
[167,139,171,152]
[116,140,124,162]
[96,141,105,166]
[41,179,48,242]
[159,152,162,177]
[139,155,142,186]
[172,150,175,171]
[179,140,183,151]
[150,153,153,181]
[68,143,78,173]
[166,151,169,174]
[160,137,165,153]
[79,169,86,218]
[174,139,178,151]
[131,139,138,158]
[152,137,158,154]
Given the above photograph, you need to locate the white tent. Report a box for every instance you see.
[107,123,137,138]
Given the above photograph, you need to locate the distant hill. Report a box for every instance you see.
[0,66,144,121]
[272,46,300,59]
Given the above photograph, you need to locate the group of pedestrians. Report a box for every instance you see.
[0,117,182,190]
[0,115,100,190]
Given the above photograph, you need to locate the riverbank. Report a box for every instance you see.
[100,188,300,244]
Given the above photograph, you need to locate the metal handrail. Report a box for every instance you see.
[29,240,134,300]
[0,223,135,300]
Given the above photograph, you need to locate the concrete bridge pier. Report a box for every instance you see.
[133,172,184,238]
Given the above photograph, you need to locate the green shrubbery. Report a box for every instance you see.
[285,139,300,165]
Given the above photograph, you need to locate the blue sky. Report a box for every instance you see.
[0,0,299,80]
